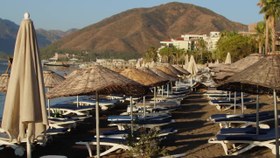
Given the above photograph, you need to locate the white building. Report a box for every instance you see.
[159,32,220,52]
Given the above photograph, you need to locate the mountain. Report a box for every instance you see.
[0,18,77,55]
[36,28,77,48]
[0,18,18,55]
[49,2,247,57]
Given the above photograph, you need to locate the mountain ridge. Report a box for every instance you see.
[50,2,247,57]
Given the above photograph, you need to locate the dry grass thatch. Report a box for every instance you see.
[0,73,9,93]
[149,67,177,81]
[47,65,148,99]
[173,65,190,75]
[212,53,262,81]
[43,70,65,88]
[156,66,179,78]
[217,55,280,94]
[120,68,168,87]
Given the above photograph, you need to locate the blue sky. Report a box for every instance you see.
[0,0,263,31]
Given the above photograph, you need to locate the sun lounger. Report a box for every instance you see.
[108,116,175,130]
[0,127,54,156]
[48,117,77,130]
[76,138,130,157]
[210,98,254,111]
[73,98,117,111]
[208,111,274,128]
[76,127,177,157]
[208,128,280,155]
[50,103,93,117]
[99,127,177,140]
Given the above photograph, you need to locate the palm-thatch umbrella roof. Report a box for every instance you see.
[120,68,168,87]
[149,67,177,82]
[43,70,65,88]
[138,67,168,81]
[156,65,179,78]
[47,65,148,99]
[217,55,280,94]
[212,53,262,82]
[0,73,9,93]
[173,65,190,75]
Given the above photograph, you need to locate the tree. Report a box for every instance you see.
[214,31,257,62]
[159,46,175,63]
[255,21,266,54]
[258,0,280,54]
[143,47,158,63]
[196,38,208,62]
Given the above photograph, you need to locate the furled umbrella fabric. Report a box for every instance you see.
[1,13,48,158]
[187,55,198,76]
[224,52,232,64]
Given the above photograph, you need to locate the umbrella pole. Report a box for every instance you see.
[95,92,100,158]
[167,83,169,97]
[162,85,164,97]
[154,87,156,109]
[234,92,236,114]
[241,92,244,114]
[130,96,133,136]
[143,96,146,117]
[47,88,50,117]
[27,137,31,158]
[47,99,50,117]
[76,95,79,108]
[273,89,279,158]
[256,94,260,135]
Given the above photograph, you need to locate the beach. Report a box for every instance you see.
[0,87,277,158]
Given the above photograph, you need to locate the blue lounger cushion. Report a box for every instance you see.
[216,129,276,141]
[220,127,270,135]
[210,111,274,120]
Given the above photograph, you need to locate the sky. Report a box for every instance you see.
[0,0,263,31]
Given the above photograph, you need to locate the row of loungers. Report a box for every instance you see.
[205,90,255,111]
[206,89,279,155]
[74,84,190,157]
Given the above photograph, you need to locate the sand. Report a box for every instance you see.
[0,90,278,158]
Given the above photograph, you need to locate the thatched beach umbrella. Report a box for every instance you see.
[120,68,168,111]
[156,65,179,78]
[150,67,177,82]
[47,65,147,158]
[43,70,65,88]
[120,68,168,87]
[173,65,190,75]
[212,54,262,83]
[43,70,65,116]
[217,55,280,157]
[1,13,48,158]
[0,73,9,93]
